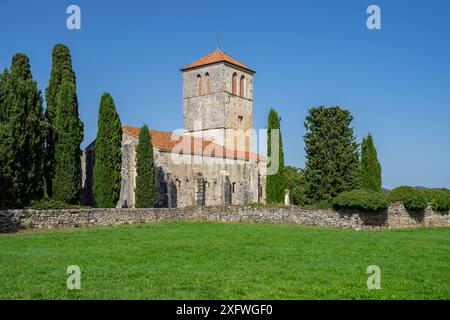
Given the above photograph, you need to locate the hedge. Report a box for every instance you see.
[333,189,389,211]
[389,186,427,210]
[422,189,450,211]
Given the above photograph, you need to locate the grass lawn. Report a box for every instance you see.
[0,222,449,299]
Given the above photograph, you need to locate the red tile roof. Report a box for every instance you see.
[122,126,265,161]
[180,50,255,73]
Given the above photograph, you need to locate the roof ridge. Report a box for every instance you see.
[180,49,255,73]
[122,125,266,161]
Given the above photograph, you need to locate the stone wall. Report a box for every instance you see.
[82,132,265,209]
[1,203,448,233]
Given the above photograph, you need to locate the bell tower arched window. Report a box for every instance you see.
[197,74,202,96]
[205,73,210,94]
[240,75,246,98]
[232,72,238,95]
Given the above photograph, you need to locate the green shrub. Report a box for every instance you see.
[28,199,89,210]
[389,186,427,210]
[290,186,309,206]
[312,199,334,209]
[422,189,450,211]
[284,166,308,206]
[333,189,389,211]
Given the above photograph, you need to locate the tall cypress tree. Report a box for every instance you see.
[52,80,84,204]
[93,93,123,208]
[304,106,359,202]
[0,54,45,208]
[135,124,156,208]
[45,44,76,197]
[266,108,285,204]
[0,69,5,120]
[0,69,12,208]
[360,134,382,192]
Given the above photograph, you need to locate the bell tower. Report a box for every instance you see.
[180,50,255,152]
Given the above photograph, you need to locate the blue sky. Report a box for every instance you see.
[0,0,449,189]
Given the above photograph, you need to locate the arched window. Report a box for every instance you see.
[240,75,246,98]
[197,74,202,95]
[232,73,238,95]
[205,73,210,94]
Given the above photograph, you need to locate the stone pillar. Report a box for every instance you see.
[285,189,291,207]
[195,172,206,206]
[221,171,232,205]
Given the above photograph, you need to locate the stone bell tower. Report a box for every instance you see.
[180,49,255,152]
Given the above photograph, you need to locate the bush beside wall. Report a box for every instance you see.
[333,189,389,211]
[422,189,450,211]
[389,186,428,210]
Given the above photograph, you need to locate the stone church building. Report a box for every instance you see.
[82,49,266,208]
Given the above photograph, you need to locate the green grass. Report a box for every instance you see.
[0,222,449,299]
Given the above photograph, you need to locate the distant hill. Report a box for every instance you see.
[413,186,450,192]
[381,186,450,193]
[414,186,450,191]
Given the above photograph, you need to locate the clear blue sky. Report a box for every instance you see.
[1,0,449,189]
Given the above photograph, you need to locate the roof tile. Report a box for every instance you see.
[122,125,265,161]
[180,50,255,73]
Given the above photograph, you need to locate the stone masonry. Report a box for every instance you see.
[182,61,255,151]
[1,203,448,233]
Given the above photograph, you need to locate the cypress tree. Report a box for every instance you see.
[304,106,359,203]
[360,134,382,192]
[0,54,46,208]
[0,69,5,120]
[45,44,76,197]
[135,124,157,208]
[0,69,12,208]
[266,108,285,204]
[52,80,84,204]
[11,54,32,80]
[93,93,123,208]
